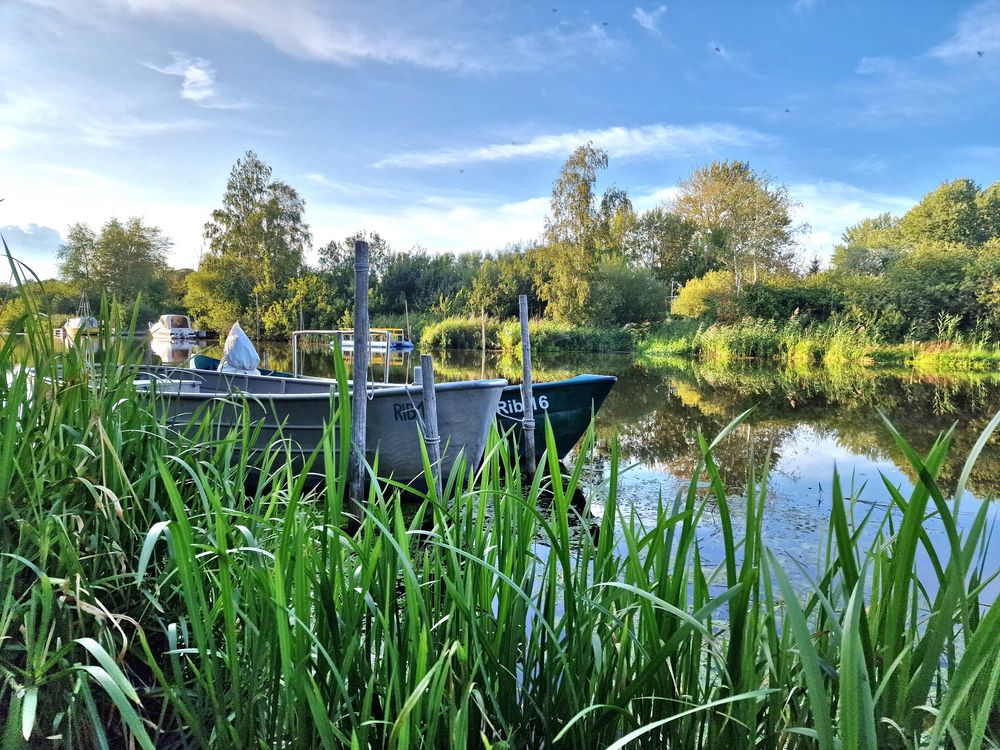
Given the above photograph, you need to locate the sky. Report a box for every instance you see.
[1,0,999,279]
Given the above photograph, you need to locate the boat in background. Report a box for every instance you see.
[149,314,197,339]
[327,328,414,353]
[62,292,99,337]
[189,353,615,461]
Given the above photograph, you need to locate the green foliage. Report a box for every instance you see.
[695,319,783,360]
[671,270,736,320]
[624,206,718,285]
[674,160,798,291]
[420,315,500,349]
[737,274,842,322]
[898,178,985,247]
[189,151,310,334]
[587,256,668,326]
[497,318,634,353]
[830,213,904,275]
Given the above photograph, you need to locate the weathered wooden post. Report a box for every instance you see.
[349,240,370,509]
[519,294,536,474]
[419,354,443,498]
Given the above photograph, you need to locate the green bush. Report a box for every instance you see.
[420,315,500,349]
[695,319,782,360]
[498,318,634,354]
[672,270,737,320]
[587,257,668,326]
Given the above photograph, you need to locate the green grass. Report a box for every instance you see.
[642,318,1000,371]
[497,318,634,354]
[1,241,998,748]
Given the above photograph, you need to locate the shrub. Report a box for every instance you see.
[587,257,668,326]
[695,319,782,360]
[420,315,500,349]
[672,270,737,320]
[498,318,634,353]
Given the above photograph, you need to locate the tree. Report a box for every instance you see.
[542,143,627,324]
[318,230,391,283]
[673,160,798,293]
[57,218,170,301]
[976,181,1000,241]
[624,207,718,285]
[830,213,903,275]
[898,178,983,248]
[197,151,310,333]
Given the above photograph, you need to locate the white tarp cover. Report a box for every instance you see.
[217,321,261,375]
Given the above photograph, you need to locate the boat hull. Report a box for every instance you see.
[138,366,505,483]
[496,375,616,460]
[190,355,615,460]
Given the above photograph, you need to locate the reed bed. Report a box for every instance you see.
[1,250,998,748]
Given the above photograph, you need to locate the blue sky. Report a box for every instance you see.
[1,0,998,278]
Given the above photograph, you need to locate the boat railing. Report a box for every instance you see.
[290,329,395,381]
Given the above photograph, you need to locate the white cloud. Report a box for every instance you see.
[375,122,768,168]
[145,52,215,102]
[930,0,1000,60]
[789,181,915,261]
[28,0,614,73]
[307,195,551,258]
[633,5,666,34]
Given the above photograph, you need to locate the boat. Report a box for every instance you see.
[149,314,197,339]
[326,328,414,353]
[190,353,615,461]
[135,365,506,483]
[63,292,99,337]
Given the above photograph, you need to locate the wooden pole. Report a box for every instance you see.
[518,294,536,474]
[349,240,370,509]
[419,353,443,498]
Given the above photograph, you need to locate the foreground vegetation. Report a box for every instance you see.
[1,262,998,748]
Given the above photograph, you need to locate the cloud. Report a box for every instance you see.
[376,122,769,168]
[145,52,214,102]
[788,181,915,260]
[30,0,615,73]
[930,0,1000,60]
[633,5,666,34]
[0,224,65,279]
[307,195,551,257]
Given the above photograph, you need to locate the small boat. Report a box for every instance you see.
[149,314,197,339]
[327,328,414,353]
[136,365,506,483]
[63,292,99,337]
[190,353,615,460]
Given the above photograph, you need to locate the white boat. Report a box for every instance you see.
[149,314,197,339]
[63,292,99,337]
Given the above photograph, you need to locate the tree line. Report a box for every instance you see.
[4,146,996,342]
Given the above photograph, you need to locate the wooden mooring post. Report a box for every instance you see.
[419,354,443,498]
[349,240,370,509]
[519,294,536,474]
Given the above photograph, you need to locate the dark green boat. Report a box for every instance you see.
[190,354,615,460]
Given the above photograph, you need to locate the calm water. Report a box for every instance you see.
[143,337,1000,587]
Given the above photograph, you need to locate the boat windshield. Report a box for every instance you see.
[165,315,190,328]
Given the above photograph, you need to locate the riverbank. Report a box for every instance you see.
[640,319,1000,371]
[419,315,635,353]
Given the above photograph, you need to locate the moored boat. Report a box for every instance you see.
[63,292,99,336]
[189,353,615,460]
[137,365,506,483]
[149,314,197,339]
